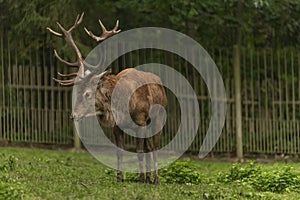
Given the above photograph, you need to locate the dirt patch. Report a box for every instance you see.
[1,140,300,163]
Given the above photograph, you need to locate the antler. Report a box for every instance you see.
[46,12,85,86]
[84,19,121,42]
[47,13,121,86]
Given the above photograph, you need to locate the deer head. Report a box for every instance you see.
[47,12,121,121]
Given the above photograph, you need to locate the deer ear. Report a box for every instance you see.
[102,69,112,78]
[95,69,112,80]
[92,69,112,85]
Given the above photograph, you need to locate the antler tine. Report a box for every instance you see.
[98,19,108,33]
[84,19,121,42]
[53,77,76,86]
[84,27,99,41]
[69,12,84,32]
[54,12,84,34]
[57,72,78,77]
[46,27,63,37]
[112,20,120,32]
[56,22,67,33]
[53,50,78,67]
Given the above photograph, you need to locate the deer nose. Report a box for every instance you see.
[70,113,84,121]
[70,113,75,120]
[70,112,82,121]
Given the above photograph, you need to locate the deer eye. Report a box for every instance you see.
[83,91,92,99]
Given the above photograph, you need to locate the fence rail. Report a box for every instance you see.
[1,36,300,155]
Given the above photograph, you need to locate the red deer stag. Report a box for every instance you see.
[47,13,167,184]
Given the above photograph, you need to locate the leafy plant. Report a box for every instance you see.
[218,161,261,183]
[252,166,300,193]
[159,160,204,184]
[218,161,300,193]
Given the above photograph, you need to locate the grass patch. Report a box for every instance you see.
[0,147,300,199]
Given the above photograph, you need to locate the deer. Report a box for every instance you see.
[47,12,167,184]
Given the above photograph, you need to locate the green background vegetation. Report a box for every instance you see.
[1,0,300,61]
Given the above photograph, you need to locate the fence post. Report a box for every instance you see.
[73,125,81,149]
[234,45,243,160]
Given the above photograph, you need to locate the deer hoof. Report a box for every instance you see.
[145,176,152,184]
[139,173,145,183]
[153,177,160,185]
[117,177,124,182]
[117,172,123,182]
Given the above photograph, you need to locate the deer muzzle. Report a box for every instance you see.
[70,112,84,121]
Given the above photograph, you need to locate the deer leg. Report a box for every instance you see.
[152,107,166,185]
[136,126,147,183]
[153,133,161,185]
[113,126,124,182]
[145,139,153,184]
[152,110,164,185]
[137,139,145,183]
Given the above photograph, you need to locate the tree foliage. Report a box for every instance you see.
[1,0,300,59]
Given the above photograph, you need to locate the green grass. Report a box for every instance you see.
[0,147,300,199]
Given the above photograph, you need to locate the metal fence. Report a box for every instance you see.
[1,36,300,155]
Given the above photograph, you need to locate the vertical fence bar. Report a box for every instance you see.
[44,66,48,142]
[284,50,289,121]
[13,64,17,142]
[284,50,289,152]
[24,65,29,141]
[250,48,255,153]
[291,50,296,153]
[277,50,283,152]
[18,65,23,141]
[37,66,42,143]
[50,64,55,143]
[270,49,275,153]
[291,50,296,121]
[255,51,261,152]
[8,38,12,142]
[263,50,268,153]
[242,47,248,152]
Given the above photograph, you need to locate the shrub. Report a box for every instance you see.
[218,161,300,193]
[252,166,300,193]
[218,161,260,183]
[159,160,204,184]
